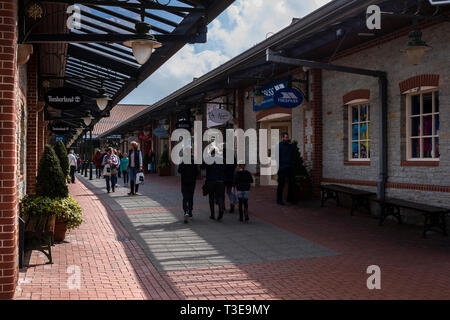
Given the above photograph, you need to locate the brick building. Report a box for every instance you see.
[0,0,233,299]
[100,0,449,223]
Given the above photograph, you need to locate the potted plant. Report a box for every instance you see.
[32,145,83,241]
[291,140,312,201]
[50,197,83,241]
[157,148,171,176]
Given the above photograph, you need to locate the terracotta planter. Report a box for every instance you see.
[54,219,68,242]
[158,167,170,176]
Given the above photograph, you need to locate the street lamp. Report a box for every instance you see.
[82,115,92,126]
[96,87,111,111]
[404,29,431,65]
[253,85,265,106]
[123,22,162,65]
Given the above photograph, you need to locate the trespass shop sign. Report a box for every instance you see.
[273,88,304,109]
[45,87,83,110]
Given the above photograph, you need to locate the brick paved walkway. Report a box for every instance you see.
[15,173,450,300]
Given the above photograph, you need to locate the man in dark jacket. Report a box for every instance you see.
[276,132,295,205]
[201,149,225,221]
[178,154,199,223]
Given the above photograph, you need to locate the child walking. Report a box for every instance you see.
[234,164,253,222]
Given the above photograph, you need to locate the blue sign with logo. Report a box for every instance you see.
[273,88,304,109]
[153,127,169,137]
[53,135,67,143]
[253,78,288,111]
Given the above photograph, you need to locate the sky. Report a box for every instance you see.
[120,0,333,105]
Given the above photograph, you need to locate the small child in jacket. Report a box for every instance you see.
[234,164,254,222]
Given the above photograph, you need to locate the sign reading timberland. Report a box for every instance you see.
[273,87,304,109]
[45,87,83,110]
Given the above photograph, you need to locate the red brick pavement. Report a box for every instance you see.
[15,174,450,300]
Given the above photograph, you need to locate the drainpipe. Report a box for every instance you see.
[378,75,388,201]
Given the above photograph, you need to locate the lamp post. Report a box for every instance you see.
[84,133,88,178]
[89,129,93,180]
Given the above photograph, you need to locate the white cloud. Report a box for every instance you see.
[121,0,332,105]
[120,45,229,104]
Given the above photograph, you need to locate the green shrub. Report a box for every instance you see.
[20,195,83,231]
[36,145,69,198]
[50,197,83,230]
[54,140,70,177]
[20,195,54,217]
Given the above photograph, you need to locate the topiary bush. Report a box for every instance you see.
[36,145,69,198]
[53,140,70,177]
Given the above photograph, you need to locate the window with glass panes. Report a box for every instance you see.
[406,90,439,160]
[348,103,370,160]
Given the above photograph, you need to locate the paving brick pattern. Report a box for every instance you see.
[15,173,450,300]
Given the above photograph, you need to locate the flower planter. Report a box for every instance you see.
[158,167,170,176]
[54,218,68,242]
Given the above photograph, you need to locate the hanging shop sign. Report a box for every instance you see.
[50,126,71,133]
[45,87,83,110]
[175,119,192,130]
[208,108,231,125]
[53,135,67,143]
[273,87,304,109]
[253,77,288,111]
[153,127,169,137]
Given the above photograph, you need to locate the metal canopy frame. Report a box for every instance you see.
[21,0,233,142]
[265,49,388,202]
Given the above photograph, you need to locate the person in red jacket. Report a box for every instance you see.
[93,149,104,178]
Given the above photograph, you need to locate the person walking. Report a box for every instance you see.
[234,164,254,222]
[117,150,122,179]
[102,147,119,193]
[120,153,129,186]
[127,141,143,195]
[76,154,82,173]
[276,132,295,205]
[68,149,77,184]
[201,148,225,221]
[93,149,103,178]
[223,148,237,213]
[178,152,199,223]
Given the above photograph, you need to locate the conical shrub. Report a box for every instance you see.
[35,145,69,198]
[53,140,69,177]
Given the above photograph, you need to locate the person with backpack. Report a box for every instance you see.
[201,148,226,221]
[120,153,129,186]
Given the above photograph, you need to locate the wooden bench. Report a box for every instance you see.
[372,197,449,238]
[23,214,56,264]
[320,184,376,215]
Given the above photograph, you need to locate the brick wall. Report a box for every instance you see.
[310,69,323,198]
[26,54,37,194]
[321,23,450,209]
[0,0,18,300]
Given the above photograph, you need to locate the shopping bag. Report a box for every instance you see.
[103,164,111,177]
[136,172,145,185]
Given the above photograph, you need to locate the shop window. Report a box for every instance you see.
[406,89,439,160]
[348,102,370,160]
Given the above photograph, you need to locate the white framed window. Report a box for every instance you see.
[348,102,370,160]
[406,89,439,160]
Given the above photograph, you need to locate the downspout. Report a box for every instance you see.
[378,74,388,201]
